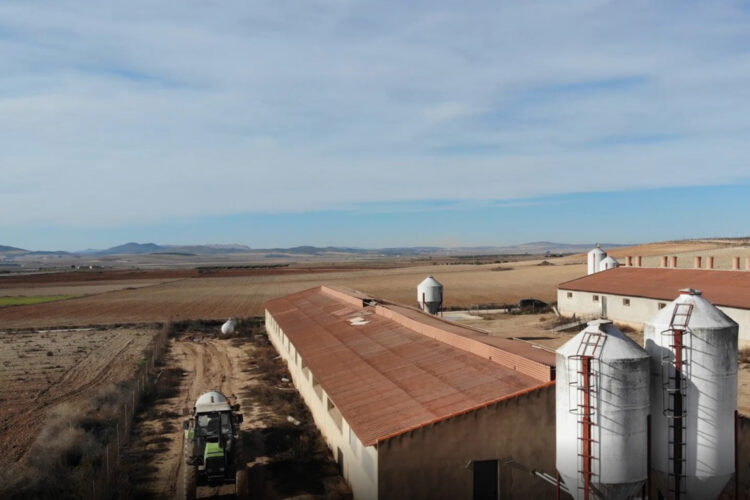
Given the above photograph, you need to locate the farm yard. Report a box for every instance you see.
[3,239,750,498]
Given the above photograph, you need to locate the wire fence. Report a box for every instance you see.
[87,325,170,499]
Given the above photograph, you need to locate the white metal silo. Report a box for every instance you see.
[588,245,607,275]
[644,289,738,500]
[556,319,650,500]
[417,276,443,314]
[598,256,619,272]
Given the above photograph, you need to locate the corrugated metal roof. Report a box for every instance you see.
[265,286,555,446]
[559,267,750,309]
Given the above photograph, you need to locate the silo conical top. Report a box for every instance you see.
[599,255,619,272]
[648,288,736,330]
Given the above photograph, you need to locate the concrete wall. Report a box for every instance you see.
[377,385,560,500]
[558,289,750,347]
[265,310,378,500]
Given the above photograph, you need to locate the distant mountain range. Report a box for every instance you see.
[0,241,628,260]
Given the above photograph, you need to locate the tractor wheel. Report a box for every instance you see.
[235,468,249,500]
[183,442,197,500]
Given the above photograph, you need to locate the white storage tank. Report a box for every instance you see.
[417,276,443,315]
[644,289,738,500]
[221,318,237,335]
[587,245,607,275]
[556,319,650,500]
[599,256,619,272]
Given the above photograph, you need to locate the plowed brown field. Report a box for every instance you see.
[0,327,157,467]
[0,259,587,328]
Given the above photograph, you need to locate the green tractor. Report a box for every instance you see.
[183,391,249,500]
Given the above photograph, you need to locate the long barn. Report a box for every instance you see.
[557,267,750,346]
[265,285,558,500]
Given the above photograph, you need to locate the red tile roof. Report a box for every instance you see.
[265,286,555,445]
[559,267,750,309]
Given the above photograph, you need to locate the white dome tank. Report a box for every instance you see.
[221,318,237,335]
[417,276,443,315]
[556,319,650,500]
[587,245,607,275]
[599,256,619,272]
[644,289,738,500]
[194,390,232,413]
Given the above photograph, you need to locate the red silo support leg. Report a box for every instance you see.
[671,256,678,268]
[708,256,715,269]
[694,256,702,269]
[626,256,633,267]
[582,356,592,500]
[636,255,642,267]
[746,257,750,271]
[733,257,741,270]
[661,256,668,268]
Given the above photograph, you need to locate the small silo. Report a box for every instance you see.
[556,320,650,500]
[644,289,738,500]
[587,245,607,275]
[417,276,443,314]
[598,256,619,272]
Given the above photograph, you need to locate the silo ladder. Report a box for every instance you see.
[569,330,606,500]
[661,302,693,500]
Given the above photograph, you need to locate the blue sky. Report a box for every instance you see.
[2,1,750,251]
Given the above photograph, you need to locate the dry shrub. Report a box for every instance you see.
[739,347,750,364]
[1,384,130,499]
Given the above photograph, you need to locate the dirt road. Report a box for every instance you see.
[124,335,250,499]
[124,331,350,500]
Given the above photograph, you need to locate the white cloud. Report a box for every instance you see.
[1,0,750,226]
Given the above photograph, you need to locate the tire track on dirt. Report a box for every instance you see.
[3,333,140,466]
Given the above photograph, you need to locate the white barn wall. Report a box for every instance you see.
[557,290,750,347]
[265,310,378,500]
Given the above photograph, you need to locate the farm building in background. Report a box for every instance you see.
[265,285,558,500]
[557,267,750,346]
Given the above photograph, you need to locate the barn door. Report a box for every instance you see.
[473,460,498,500]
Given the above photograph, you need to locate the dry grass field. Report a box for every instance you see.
[0,259,587,328]
[0,327,157,468]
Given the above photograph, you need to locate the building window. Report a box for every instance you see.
[328,398,343,431]
[566,292,573,299]
[312,376,323,400]
[623,298,630,306]
[593,295,599,302]
[658,302,667,310]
